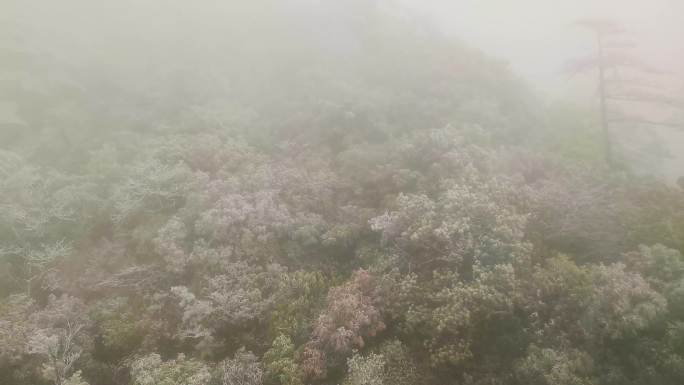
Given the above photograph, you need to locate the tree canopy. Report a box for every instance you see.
[1,1,683,385]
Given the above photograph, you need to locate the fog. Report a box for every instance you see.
[403,0,684,94]
[2,0,682,178]
[2,3,684,385]
[403,0,684,179]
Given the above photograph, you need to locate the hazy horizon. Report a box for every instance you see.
[402,0,684,180]
[402,0,683,94]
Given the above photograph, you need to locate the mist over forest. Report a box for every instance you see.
[1,1,684,385]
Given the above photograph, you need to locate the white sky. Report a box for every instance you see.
[401,0,684,95]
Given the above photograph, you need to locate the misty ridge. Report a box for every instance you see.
[1,1,684,385]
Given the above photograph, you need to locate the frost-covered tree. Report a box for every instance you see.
[303,270,385,379]
[27,295,91,385]
[130,353,211,385]
[582,263,666,340]
[0,294,35,364]
[218,349,263,385]
[515,345,595,385]
[343,352,386,385]
[371,175,530,277]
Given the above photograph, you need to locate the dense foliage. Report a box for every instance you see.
[2,1,684,385]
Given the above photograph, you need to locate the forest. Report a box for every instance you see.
[1,1,684,385]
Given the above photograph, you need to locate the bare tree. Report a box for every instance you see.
[27,295,90,385]
[571,18,684,168]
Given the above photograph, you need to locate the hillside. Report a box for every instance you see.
[1,2,684,385]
